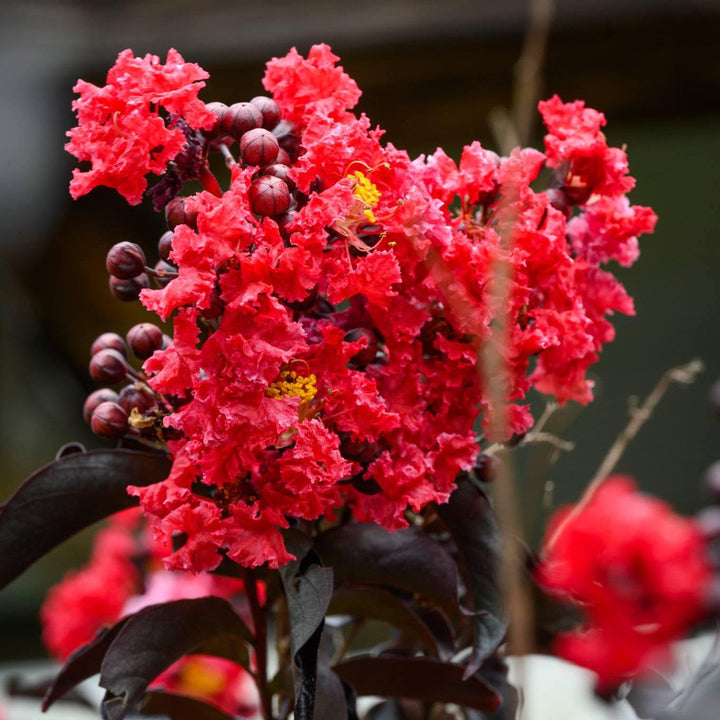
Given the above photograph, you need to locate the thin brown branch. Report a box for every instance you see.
[544,358,704,554]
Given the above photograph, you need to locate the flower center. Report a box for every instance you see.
[266,370,318,401]
[349,170,381,223]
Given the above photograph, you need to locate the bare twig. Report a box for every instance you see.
[544,358,704,553]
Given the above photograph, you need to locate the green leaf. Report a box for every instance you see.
[316,524,460,618]
[0,449,170,590]
[334,656,500,712]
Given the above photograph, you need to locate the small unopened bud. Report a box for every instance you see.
[118,384,155,415]
[165,197,198,231]
[127,323,164,360]
[203,101,229,138]
[474,454,501,483]
[154,260,176,287]
[89,348,128,385]
[250,96,281,130]
[263,163,295,190]
[240,128,279,167]
[705,461,720,504]
[158,230,175,261]
[106,242,146,279]
[109,273,150,302]
[91,401,128,438]
[223,102,263,141]
[90,332,127,358]
[160,334,173,350]
[248,176,290,217]
[83,388,120,423]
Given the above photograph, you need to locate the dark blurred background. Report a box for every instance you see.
[1,0,719,661]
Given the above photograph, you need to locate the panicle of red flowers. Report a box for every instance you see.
[68,45,656,571]
[537,476,712,690]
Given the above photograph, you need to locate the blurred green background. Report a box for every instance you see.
[1,0,719,661]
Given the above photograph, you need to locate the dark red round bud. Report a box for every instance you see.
[340,436,379,465]
[276,148,291,166]
[250,96,281,130]
[263,163,295,191]
[344,328,378,366]
[248,176,290,217]
[158,230,174,261]
[91,332,127,358]
[118,384,155,415]
[106,242,146,279]
[154,260,176,287]
[109,273,150,302]
[91,401,128,438]
[127,323,164,360]
[83,388,120,423]
[165,197,198,231]
[240,128,279,167]
[223,102,263,141]
[203,101,229,137]
[161,334,173,350]
[474,453,502,483]
[89,348,128,385]
[276,209,298,233]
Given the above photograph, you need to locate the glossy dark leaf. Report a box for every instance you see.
[313,663,348,720]
[335,656,500,712]
[284,564,334,657]
[316,524,460,617]
[139,690,234,720]
[0,449,170,589]
[437,481,506,674]
[44,619,131,710]
[328,586,453,659]
[98,598,252,720]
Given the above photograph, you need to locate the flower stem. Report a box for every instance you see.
[245,569,274,720]
[197,164,223,197]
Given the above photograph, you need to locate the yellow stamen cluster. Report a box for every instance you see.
[266,370,318,401]
[349,170,380,223]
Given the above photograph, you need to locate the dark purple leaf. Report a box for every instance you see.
[44,619,131,710]
[334,656,500,712]
[328,586,453,659]
[313,664,348,720]
[316,524,460,618]
[138,690,234,720]
[98,598,252,720]
[437,481,506,674]
[0,449,170,589]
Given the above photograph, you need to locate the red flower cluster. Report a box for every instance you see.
[67,46,656,570]
[41,511,259,717]
[66,49,215,205]
[538,477,711,689]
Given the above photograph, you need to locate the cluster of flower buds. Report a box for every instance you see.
[83,324,168,438]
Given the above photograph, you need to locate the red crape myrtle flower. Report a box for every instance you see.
[66,49,215,205]
[537,476,712,690]
[68,46,656,572]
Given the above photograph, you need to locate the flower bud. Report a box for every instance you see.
[90,332,127,357]
[158,230,174,261]
[250,96,281,130]
[161,334,173,350]
[89,348,128,385]
[154,260,176,287]
[240,128,279,167]
[109,273,150,301]
[344,328,378,366]
[106,242,146,279]
[705,461,720,504]
[118,384,155,415]
[127,323,164,360]
[203,101,229,137]
[223,102,263,141]
[263,163,295,191]
[83,388,120,423]
[91,401,128,438]
[248,176,290,217]
[474,453,501,482]
[165,197,198,231]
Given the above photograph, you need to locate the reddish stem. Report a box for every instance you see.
[197,164,223,197]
